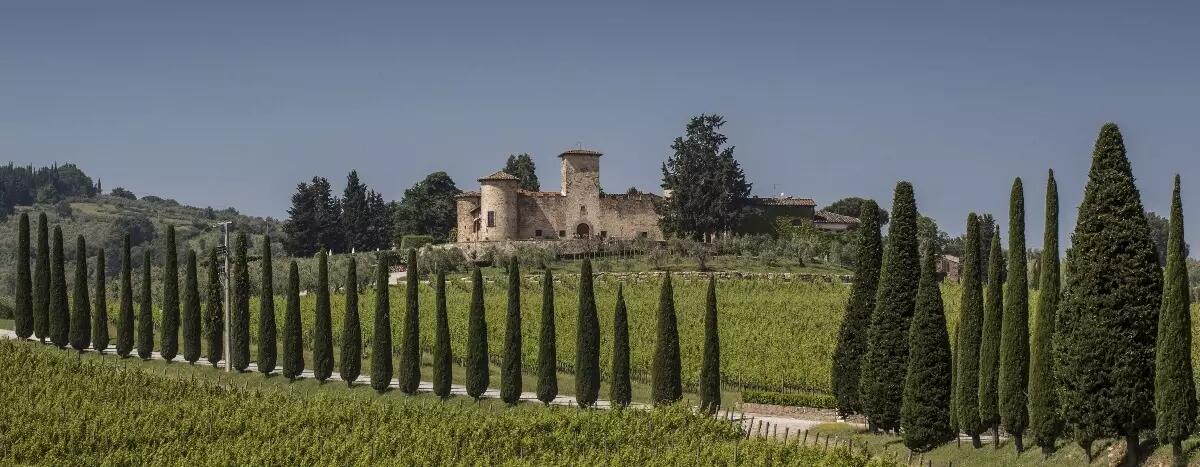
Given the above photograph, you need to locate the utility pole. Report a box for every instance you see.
[216,221,233,372]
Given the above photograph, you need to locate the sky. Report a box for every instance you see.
[2,1,1198,252]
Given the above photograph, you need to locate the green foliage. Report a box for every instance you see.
[282,262,305,381]
[283,177,344,256]
[369,255,392,392]
[137,251,154,359]
[116,235,134,357]
[537,268,558,405]
[651,272,682,405]
[161,226,179,361]
[823,197,890,225]
[33,212,50,342]
[699,276,721,414]
[339,257,361,385]
[399,235,434,251]
[1155,175,1196,454]
[398,249,421,393]
[465,267,489,400]
[49,226,69,348]
[0,162,96,211]
[92,249,108,352]
[504,153,540,191]
[999,178,1029,447]
[1029,170,1061,451]
[978,230,1004,431]
[69,236,91,351]
[181,250,200,364]
[833,199,883,416]
[204,248,223,367]
[575,259,601,407]
[610,284,631,408]
[954,214,985,439]
[501,258,522,405]
[901,249,954,452]
[14,212,32,338]
[258,236,276,374]
[231,233,251,371]
[659,114,752,239]
[392,171,460,244]
[340,170,386,253]
[741,391,837,409]
[432,269,452,398]
[312,251,333,382]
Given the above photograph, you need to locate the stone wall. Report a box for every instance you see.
[455,196,481,243]
[479,180,519,241]
[598,194,664,240]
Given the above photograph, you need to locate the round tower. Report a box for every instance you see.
[478,171,520,241]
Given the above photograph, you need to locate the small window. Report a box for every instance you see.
[487,211,495,227]
[559,230,566,237]
[600,231,608,238]
[580,205,587,215]
[535,229,543,237]
[639,232,648,238]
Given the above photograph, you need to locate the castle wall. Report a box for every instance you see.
[479,181,519,241]
[516,195,566,239]
[598,195,664,240]
[560,154,601,237]
[456,196,481,243]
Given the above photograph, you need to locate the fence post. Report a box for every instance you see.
[783,427,789,442]
[802,430,809,445]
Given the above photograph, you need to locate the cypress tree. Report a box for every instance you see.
[33,212,50,342]
[14,212,33,339]
[576,259,601,407]
[204,248,224,368]
[397,249,420,394]
[999,178,1030,452]
[370,254,393,393]
[949,329,959,434]
[48,226,69,348]
[466,266,490,400]
[258,236,277,375]
[282,261,305,381]
[699,275,722,414]
[500,257,522,405]
[1155,175,1195,465]
[901,247,955,452]
[651,271,682,405]
[69,236,91,352]
[182,250,201,364]
[116,235,134,358]
[340,257,361,386]
[312,250,333,382]
[92,249,108,352]
[862,181,921,432]
[955,214,985,447]
[160,226,179,362]
[611,283,632,409]
[832,199,883,417]
[978,230,1004,445]
[536,268,558,405]
[1056,123,1161,465]
[432,268,452,399]
[137,251,154,360]
[1029,170,1061,455]
[230,232,250,372]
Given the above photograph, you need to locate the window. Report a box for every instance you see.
[580,205,587,215]
[487,211,495,227]
[535,229,543,237]
[600,231,608,238]
[559,230,566,237]
[639,231,649,238]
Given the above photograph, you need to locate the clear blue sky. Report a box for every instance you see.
[3,1,1197,251]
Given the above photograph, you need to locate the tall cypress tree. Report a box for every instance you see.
[611,283,632,409]
[340,257,361,386]
[651,271,682,405]
[69,236,91,352]
[832,199,883,417]
[1029,170,1061,455]
[536,268,558,405]
[137,251,154,360]
[978,230,1004,445]
[282,261,305,381]
[465,266,490,400]
[92,249,108,352]
[501,257,522,405]
[955,214,986,448]
[230,232,250,372]
[370,254,393,393]
[258,236,277,375]
[182,250,201,364]
[33,212,50,342]
[1155,175,1195,465]
[999,178,1030,452]
[48,226,69,348]
[312,250,334,382]
[901,247,955,452]
[204,248,224,368]
[160,225,179,362]
[397,249,420,394]
[1057,124,1161,464]
[14,212,33,339]
[862,181,921,432]
[432,268,452,399]
[575,259,601,407]
[116,235,134,357]
[699,275,722,414]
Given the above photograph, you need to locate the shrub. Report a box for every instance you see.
[742,390,837,409]
[399,235,434,251]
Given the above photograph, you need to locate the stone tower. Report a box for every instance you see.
[478,171,520,241]
[559,149,602,238]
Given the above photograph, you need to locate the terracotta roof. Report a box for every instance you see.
[558,148,603,157]
[750,196,817,207]
[813,210,861,225]
[519,190,563,197]
[456,191,480,198]
[478,171,519,182]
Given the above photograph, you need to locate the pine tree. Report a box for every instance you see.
[229,232,250,371]
[340,257,361,386]
[901,247,955,452]
[14,212,33,339]
[48,226,69,348]
[1057,124,1162,465]
[1029,170,1061,455]
[978,230,1004,445]
[258,236,277,374]
[999,178,1030,452]
[370,254,393,393]
[575,259,601,407]
[282,261,305,381]
[955,214,986,447]
[92,249,108,352]
[33,212,50,342]
[862,182,921,432]
[652,271,682,405]
[137,251,154,360]
[1155,175,1195,465]
[312,250,333,382]
[69,236,91,352]
[465,266,490,400]
[204,248,224,368]
[397,249,420,393]
[501,257,522,405]
[432,268,452,399]
[182,250,201,364]
[160,225,179,362]
[116,235,134,357]
[832,199,883,416]
[699,275,722,414]
[536,268,558,405]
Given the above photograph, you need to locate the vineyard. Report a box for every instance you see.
[0,339,884,465]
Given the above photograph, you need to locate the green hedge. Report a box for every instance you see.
[742,390,837,409]
[400,235,434,251]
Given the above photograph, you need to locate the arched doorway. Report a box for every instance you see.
[575,223,591,238]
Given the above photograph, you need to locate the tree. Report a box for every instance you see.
[313,250,334,382]
[1155,175,1195,465]
[432,269,452,399]
[341,170,371,251]
[69,236,91,352]
[1146,211,1189,267]
[1029,170,1061,455]
[204,248,223,367]
[659,114,752,239]
[862,182,921,432]
[901,247,955,452]
[92,248,109,352]
[823,197,890,225]
[504,153,540,191]
[116,235,134,357]
[832,199,883,416]
[137,251,154,360]
[364,191,393,250]
[500,257,522,405]
[536,268,558,405]
[370,254,393,392]
[282,261,305,381]
[182,250,201,364]
[979,230,1004,446]
[392,172,460,243]
[14,212,32,339]
[283,177,343,256]
[33,212,50,342]
[1057,123,1162,465]
[575,259,601,407]
[611,283,632,409]
[466,266,489,400]
[979,213,999,283]
[48,226,68,348]
[258,236,277,374]
[230,233,251,372]
[110,187,136,199]
[954,214,986,448]
[397,249,421,393]
[999,178,1030,452]
[652,272,682,405]
[340,257,361,386]
[160,226,179,361]
[699,276,722,414]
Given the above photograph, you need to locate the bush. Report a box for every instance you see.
[399,235,434,251]
[417,247,466,275]
[742,390,838,409]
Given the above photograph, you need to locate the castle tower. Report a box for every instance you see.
[478,171,520,241]
[559,149,602,238]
